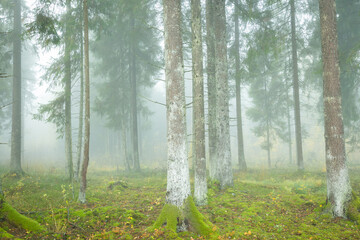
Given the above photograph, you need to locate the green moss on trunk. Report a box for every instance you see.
[347,192,360,223]
[0,195,46,236]
[0,226,14,239]
[152,196,214,237]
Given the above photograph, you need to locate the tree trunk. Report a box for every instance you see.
[130,14,140,172]
[213,0,233,189]
[191,0,207,206]
[153,1,212,234]
[319,0,352,218]
[65,0,74,181]
[79,0,90,204]
[290,0,304,171]
[285,60,293,164]
[121,121,131,171]
[75,0,84,182]
[205,0,217,180]
[10,0,23,176]
[265,79,271,168]
[234,0,246,171]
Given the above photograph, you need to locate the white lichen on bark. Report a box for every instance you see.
[213,0,233,188]
[164,0,191,207]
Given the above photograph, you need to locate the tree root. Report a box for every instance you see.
[152,196,214,236]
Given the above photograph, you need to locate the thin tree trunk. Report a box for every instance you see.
[75,0,84,181]
[10,0,23,176]
[213,0,233,189]
[206,0,217,179]
[79,0,90,204]
[191,0,207,206]
[265,79,271,168]
[319,0,351,218]
[285,61,293,164]
[121,121,131,171]
[65,0,74,181]
[130,14,140,171]
[234,0,246,171]
[290,0,304,170]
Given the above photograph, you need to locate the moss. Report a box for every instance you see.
[0,195,46,234]
[152,196,214,237]
[184,196,213,236]
[152,203,181,232]
[0,226,14,239]
[347,192,360,223]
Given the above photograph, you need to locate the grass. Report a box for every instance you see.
[0,167,359,239]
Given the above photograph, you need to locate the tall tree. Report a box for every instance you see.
[75,0,85,182]
[153,0,211,234]
[319,0,352,218]
[205,0,217,179]
[79,0,90,204]
[290,0,304,170]
[64,0,74,181]
[234,0,246,171]
[213,0,233,188]
[10,0,23,176]
[191,0,207,205]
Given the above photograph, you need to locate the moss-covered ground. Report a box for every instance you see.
[0,167,359,239]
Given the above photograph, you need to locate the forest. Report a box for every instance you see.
[1,0,360,239]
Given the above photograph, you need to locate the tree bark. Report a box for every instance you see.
[75,0,84,182]
[191,0,207,206]
[130,13,140,171]
[319,0,351,218]
[290,0,304,170]
[79,0,90,204]
[213,0,233,188]
[163,0,190,208]
[234,0,246,171]
[205,0,217,180]
[65,0,74,181]
[10,0,23,176]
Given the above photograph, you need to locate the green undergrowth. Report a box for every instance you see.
[0,167,359,239]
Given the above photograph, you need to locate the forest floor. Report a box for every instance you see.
[1,166,360,239]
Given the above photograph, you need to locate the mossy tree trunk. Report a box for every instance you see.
[319,0,352,218]
[153,0,212,235]
[0,190,46,238]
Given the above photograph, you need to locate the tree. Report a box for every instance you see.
[290,0,304,170]
[191,0,207,205]
[79,0,90,204]
[205,0,217,179]
[233,0,246,171]
[10,0,23,176]
[318,0,353,219]
[75,0,85,182]
[153,0,212,234]
[213,0,233,188]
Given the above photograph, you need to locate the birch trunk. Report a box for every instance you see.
[205,0,217,179]
[10,0,23,176]
[65,0,74,181]
[290,0,304,171]
[79,0,90,204]
[234,0,246,171]
[319,0,351,218]
[213,0,233,188]
[191,0,207,206]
